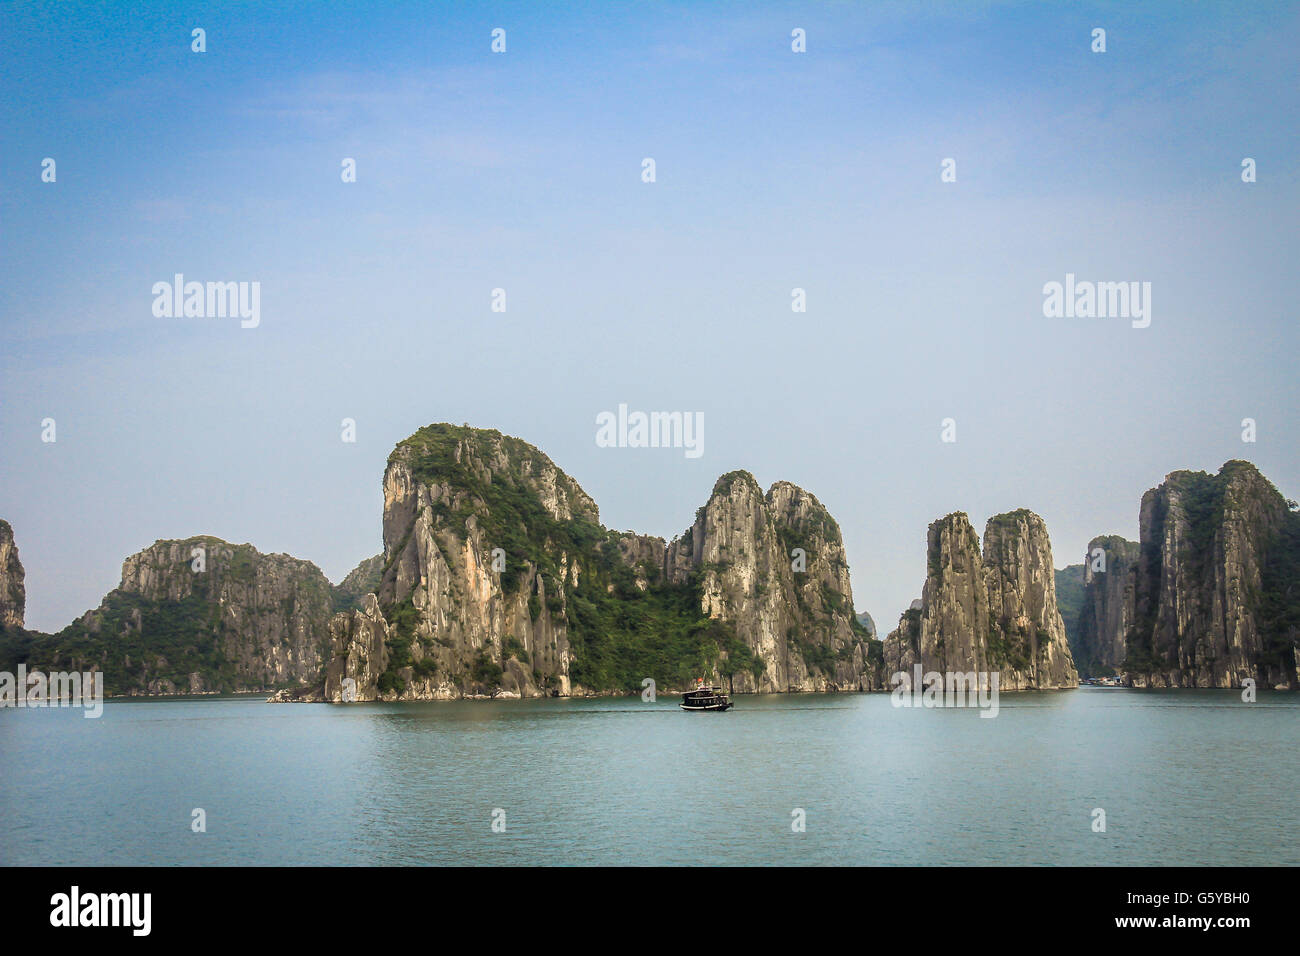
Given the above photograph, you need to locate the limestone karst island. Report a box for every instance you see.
[1,426,1297,700]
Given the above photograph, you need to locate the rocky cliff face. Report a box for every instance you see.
[983,510,1079,688]
[1123,461,1299,688]
[882,510,1078,690]
[0,520,24,629]
[12,537,336,695]
[1071,535,1139,677]
[325,424,878,701]
[664,472,878,693]
[321,593,392,701]
[365,425,593,700]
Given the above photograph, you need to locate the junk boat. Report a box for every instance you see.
[680,678,732,712]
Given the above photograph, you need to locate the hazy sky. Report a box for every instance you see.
[2,1,1298,633]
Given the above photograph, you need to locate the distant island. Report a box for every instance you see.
[1,427,1296,698]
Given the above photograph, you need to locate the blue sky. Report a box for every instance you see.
[2,1,1298,632]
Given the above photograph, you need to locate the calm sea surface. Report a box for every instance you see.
[2,688,1296,866]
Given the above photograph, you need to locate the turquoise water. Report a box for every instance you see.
[1,689,1295,866]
